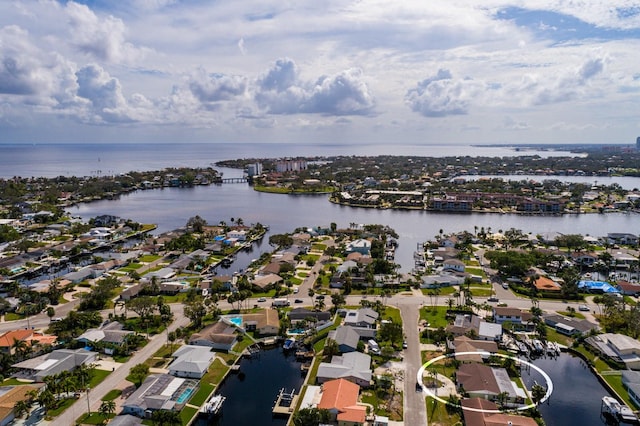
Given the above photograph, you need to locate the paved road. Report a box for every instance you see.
[49,305,189,426]
[398,299,427,426]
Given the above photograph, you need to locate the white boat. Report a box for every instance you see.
[602,396,639,423]
[283,337,297,351]
[200,394,225,416]
[532,339,545,353]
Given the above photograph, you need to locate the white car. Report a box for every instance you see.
[578,304,590,312]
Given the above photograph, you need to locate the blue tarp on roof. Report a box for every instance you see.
[578,280,621,293]
[214,235,225,241]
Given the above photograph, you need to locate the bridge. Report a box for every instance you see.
[219,177,248,184]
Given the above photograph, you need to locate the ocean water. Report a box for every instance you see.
[0,142,580,179]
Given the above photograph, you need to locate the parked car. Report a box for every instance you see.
[295,299,304,303]
[578,304,590,312]
[257,297,267,302]
[488,296,499,302]
[402,340,408,349]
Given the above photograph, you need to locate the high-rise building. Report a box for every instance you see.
[637,136,640,150]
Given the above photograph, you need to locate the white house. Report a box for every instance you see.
[168,345,215,379]
[442,258,465,272]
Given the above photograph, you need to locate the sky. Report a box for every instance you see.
[1,0,639,145]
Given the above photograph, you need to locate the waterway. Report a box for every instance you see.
[200,348,304,426]
[70,171,640,273]
[521,353,619,426]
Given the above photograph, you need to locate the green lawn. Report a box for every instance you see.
[426,397,462,425]
[77,412,115,425]
[101,389,122,401]
[603,374,637,408]
[557,311,586,319]
[419,306,450,329]
[89,369,111,388]
[200,358,229,385]
[189,382,214,407]
[140,254,162,262]
[383,306,402,324]
[46,397,76,418]
[180,406,199,425]
[1,378,29,386]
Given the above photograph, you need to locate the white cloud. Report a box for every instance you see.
[405,69,483,117]
[65,1,147,64]
[256,59,375,116]
[189,68,248,103]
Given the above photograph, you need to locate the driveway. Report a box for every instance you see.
[398,301,427,426]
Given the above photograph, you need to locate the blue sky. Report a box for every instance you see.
[0,1,639,144]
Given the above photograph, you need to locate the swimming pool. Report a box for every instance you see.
[229,316,243,327]
[287,328,306,335]
[176,387,194,404]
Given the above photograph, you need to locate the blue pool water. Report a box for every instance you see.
[176,387,194,404]
[229,316,242,327]
[287,328,306,335]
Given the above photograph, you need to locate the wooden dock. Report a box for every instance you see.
[272,388,298,416]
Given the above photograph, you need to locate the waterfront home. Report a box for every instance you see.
[621,370,640,408]
[288,308,331,324]
[607,233,639,246]
[316,352,372,388]
[121,374,198,418]
[317,379,366,426]
[242,309,280,336]
[168,345,215,379]
[345,239,371,256]
[585,333,640,370]
[456,363,521,403]
[12,349,97,381]
[189,321,237,351]
[492,307,535,331]
[543,314,597,336]
[327,326,360,353]
[451,336,498,362]
[461,398,537,426]
[0,384,44,425]
[250,273,283,291]
[442,258,465,273]
[446,314,502,341]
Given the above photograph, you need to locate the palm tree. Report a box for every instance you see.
[14,400,30,418]
[37,389,56,412]
[99,400,116,422]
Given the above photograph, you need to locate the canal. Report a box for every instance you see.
[521,352,621,426]
[201,347,305,425]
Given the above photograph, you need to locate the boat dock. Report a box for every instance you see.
[272,388,298,416]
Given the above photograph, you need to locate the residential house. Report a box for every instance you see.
[345,239,371,256]
[533,276,562,292]
[585,333,640,370]
[189,321,238,351]
[121,374,199,418]
[456,363,519,403]
[75,322,134,354]
[617,281,640,296]
[251,273,283,291]
[12,349,97,381]
[243,309,280,336]
[492,307,535,331]
[288,308,332,324]
[451,336,498,363]
[168,345,215,379]
[442,258,465,272]
[328,326,360,353]
[461,398,537,426]
[317,379,366,426]
[317,352,372,388]
[607,233,638,246]
[622,370,640,408]
[0,384,44,426]
[543,314,597,337]
[571,252,598,267]
[420,273,465,289]
[0,330,57,356]
[343,308,378,329]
